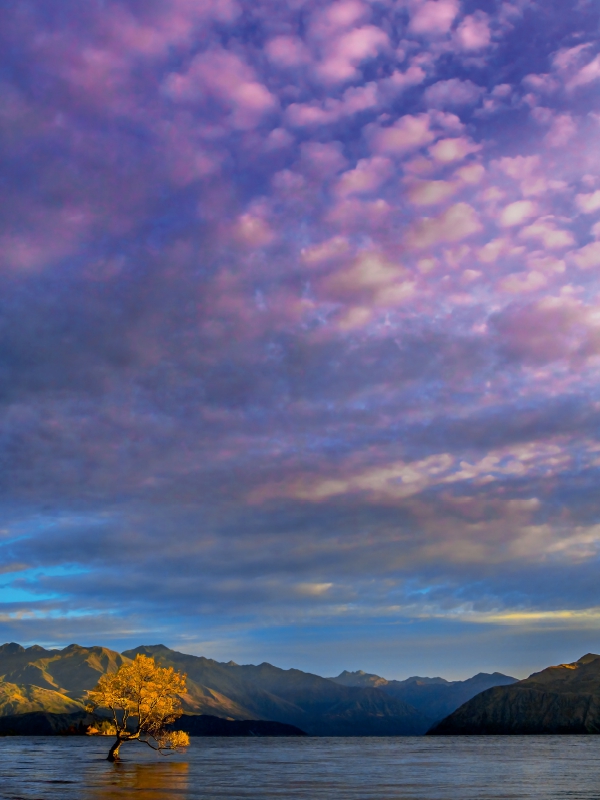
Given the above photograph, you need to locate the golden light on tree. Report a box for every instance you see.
[87,654,190,761]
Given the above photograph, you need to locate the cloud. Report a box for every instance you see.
[164,47,278,129]
[423,78,485,108]
[265,36,311,68]
[570,241,600,269]
[285,82,380,127]
[369,114,435,154]
[301,236,350,265]
[408,0,460,35]
[1,0,600,674]
[491,296,600,364]
[566,53,600,90]
[499,200,538,228]
[428,136,481,163]
[543,114,577,148]
[408,179,458,206]
[575,191,600,214]
[454,12,491,51]
[519,219,575,249]
[316,25,389,84]
[334,156,393,197]
[498,270,547,294]
[406,202,482,248]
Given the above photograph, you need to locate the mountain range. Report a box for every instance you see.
[0,642,515,735]
[429,653,600,735]
[328,669,517,721]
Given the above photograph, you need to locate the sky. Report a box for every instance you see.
[0,0,600,681]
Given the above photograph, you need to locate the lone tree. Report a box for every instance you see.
[87,654,190,761]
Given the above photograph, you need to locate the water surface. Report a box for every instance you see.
[1,736,598,799]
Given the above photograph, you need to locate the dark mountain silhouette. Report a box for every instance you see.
[328,668,517,722]
[0,710,306,737]
[428,653,600,735]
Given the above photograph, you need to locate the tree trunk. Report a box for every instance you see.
[107,737,123,762]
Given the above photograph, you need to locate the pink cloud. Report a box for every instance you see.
[522,73,559,94]
[492,154,563,197]
[320,251,416,318]
[493,295,600,364]
[409,0,460,35]
[379,65,427,94]
[285,82,380,127]
[567,54,600,90]
[552,43,592,73]
[265,36,311,68]
[316,25,389,84]
[477,237,512,264]
[575,191,600,214]
[498,200,538,228]
[525,253,565,274]
[454,163,485,184]
[326,198,391,230]
[423,78,484,108]
[309,0,370,38]
[264,128,295,151]
[164,47,278,129]
[570,241,600,269]
[300,141,348,177]
[428,110,466,132]
[519,219,575,249]
[406,202,482,248]
[408,179,458,205]
[334,157,393,197]
[428,136,481,163]
[495,155,540,181]
[543,113,577,148]
[369,113,435,155]
[0,207,95,272]
[301,236,350,265]
[454,12,491,51]
[498,271,547,294]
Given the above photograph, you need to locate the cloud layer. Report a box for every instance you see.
[0,0,599,677]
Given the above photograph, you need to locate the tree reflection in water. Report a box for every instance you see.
[87,760,189,799]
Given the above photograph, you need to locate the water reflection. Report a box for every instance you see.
[87,760,189,799]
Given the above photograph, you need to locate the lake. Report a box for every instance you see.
[0,736,598,799]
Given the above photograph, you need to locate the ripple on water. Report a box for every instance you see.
[0,736,599,800]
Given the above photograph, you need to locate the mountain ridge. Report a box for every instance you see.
[327,667,517,720]
[428,652,600,735]
[0,641,519,735]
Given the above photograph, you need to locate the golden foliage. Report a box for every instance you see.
[87,654,189,758]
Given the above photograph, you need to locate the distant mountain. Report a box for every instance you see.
[123,645,430,735]
[0,642,431,736]
[328,669,517,723]
[428,653,600,735]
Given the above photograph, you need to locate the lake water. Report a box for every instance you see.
[0,736,599,799]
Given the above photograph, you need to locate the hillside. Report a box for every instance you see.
[428,653,600,735]
[328,669,517,722]
[0,642,129,701]
[0,642,431,736]
[123,645,430,735]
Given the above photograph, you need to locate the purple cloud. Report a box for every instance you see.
[0,0,599,677]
